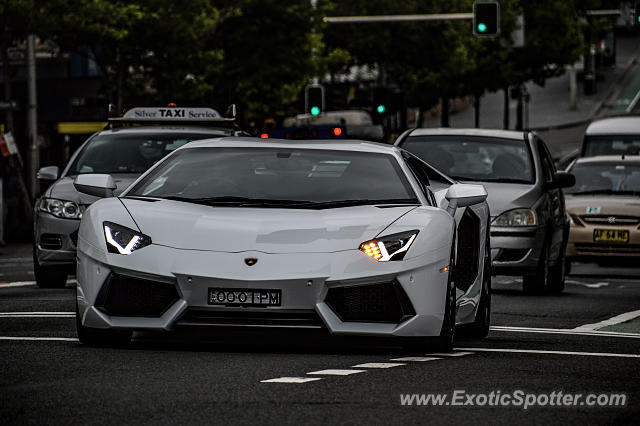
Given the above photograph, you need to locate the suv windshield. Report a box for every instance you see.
[565,162,640,195]
[582,135,640,157]
[128,147,418,206]
[401,135,534,184]
[67,132,220,175]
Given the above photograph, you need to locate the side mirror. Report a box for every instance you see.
[445,183,488,215]
[548,171,575,190]
[73,174,116,198]
[36,166,59,182]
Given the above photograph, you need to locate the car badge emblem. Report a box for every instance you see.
[608,216,616,224]
[244,258,258,266]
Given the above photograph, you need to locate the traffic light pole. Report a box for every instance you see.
[324,13,473,23]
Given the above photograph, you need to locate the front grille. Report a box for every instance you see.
[454,208,480,290]
[579,215,640,227]
[325,280,415,323]
[178,309,324,328]
[95,273,179,317]
[40,233,63,250]
[574,243,640,255]
[495,248,530,262]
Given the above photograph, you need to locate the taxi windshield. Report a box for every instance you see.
[67,133,218,175]
[565,162,640,195]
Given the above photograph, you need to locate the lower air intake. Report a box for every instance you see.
[95,273,179,317]
[325,280,415,323]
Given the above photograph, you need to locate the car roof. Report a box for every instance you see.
[574,155,640,165]
[183,137,402,154]
[96,125,234,136]
[585,116,640,135]
[407,127,527,141]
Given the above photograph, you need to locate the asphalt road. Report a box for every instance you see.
[1,248,639,425]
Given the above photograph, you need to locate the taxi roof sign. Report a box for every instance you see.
[114,107,223,121]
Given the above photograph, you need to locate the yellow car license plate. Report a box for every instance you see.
[593,229,629,243]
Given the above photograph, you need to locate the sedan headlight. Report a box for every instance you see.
[360,230,419,261]
[103,222,152,254]
[39,198,82,219]
[492,208,537,227]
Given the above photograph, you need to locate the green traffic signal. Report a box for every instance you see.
[377,104,386,114]
[477,23,487,33]
[310,106,320,116]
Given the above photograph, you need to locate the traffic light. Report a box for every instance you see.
[473,1,500,37]
[305,84,325,116]
[635,1,640,26]
[373,87,388,115]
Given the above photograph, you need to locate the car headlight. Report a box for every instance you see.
[39,198,82,219]
[359,230,419,262]
[492,208,537,227]
[103,221,152,254]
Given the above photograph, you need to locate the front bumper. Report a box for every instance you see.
[566,224,640,260]
[76,239,451,338]
[34,211,80,267]
[490,226,545,276]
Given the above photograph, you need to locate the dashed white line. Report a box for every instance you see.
[261,377,323,384]
[491,325,640,339]
[0,312,74,318]
[352,362,405,369]
[307,369,366,376]
[573,309,640,331]
[390,356,442,362]
[0,279,76,288]
[429,351,474,357]
[0,336,78,342]
[458,347,640,359]
[566,280,609,289]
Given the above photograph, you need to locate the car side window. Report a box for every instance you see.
[537,139,555,183]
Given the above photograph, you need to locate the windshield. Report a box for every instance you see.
[67,132,221,175]
[401,136,534,184]
[127,147,418,207]
[565,162,640,195]
[583,135,640,157]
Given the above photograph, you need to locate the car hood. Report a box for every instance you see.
[565,194,640,217]
[121,198,417,253]
[467,181,539,218]
[48,175,140,204]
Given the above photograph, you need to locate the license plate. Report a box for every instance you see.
[593,229,629,243]
[208,288,281,307]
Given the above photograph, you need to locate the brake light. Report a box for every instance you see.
[332,127,342,137]
[260,133,269,139]
[311,129,318,138]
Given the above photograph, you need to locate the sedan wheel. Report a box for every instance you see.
[33,251,68,288]
[523,243,550,295]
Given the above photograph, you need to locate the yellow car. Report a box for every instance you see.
[565,155,640,266]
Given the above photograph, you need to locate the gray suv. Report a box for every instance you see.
[34,113,240,287]
[396,128,575,294]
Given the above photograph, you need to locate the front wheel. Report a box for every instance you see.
[460,232,491,338]
[523,244,550,295]
[33,251,68,288]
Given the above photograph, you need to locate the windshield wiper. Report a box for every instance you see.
[291,198,420,209]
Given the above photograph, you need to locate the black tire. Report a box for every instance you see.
[76,301,131,347]
[548,250,566,294]
[461,232,491,338]
[523,243,550,295]
[33,251,68,288]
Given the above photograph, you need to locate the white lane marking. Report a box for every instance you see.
[0,312,75,318]
[429,351,473,357]
[0,336,78,342]
[261,377,323,384]
[0,279,77,288]
[491,325,640,338]
[390,356,442,362]
[352,362,405,369]
[307,369,366,376]
[458,347,640,359]
[0,258,31,263]
[565,280,609,289]
[573,309,640,331]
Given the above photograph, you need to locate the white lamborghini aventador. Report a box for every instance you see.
[74,138,490,351]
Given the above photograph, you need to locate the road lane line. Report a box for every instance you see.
[457,347,640,358]
[0,258,31,263]
[390,357,442,362]
[0,279,77,288]
[307,369,366,376]
[352,362,405,369]
[429,351,474,357]
[0,312,75,318]
[261,377,323,384]
[573,309,640,331]
[0,336,78,342]
[565,280,609,288]
[491,325,640,338]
